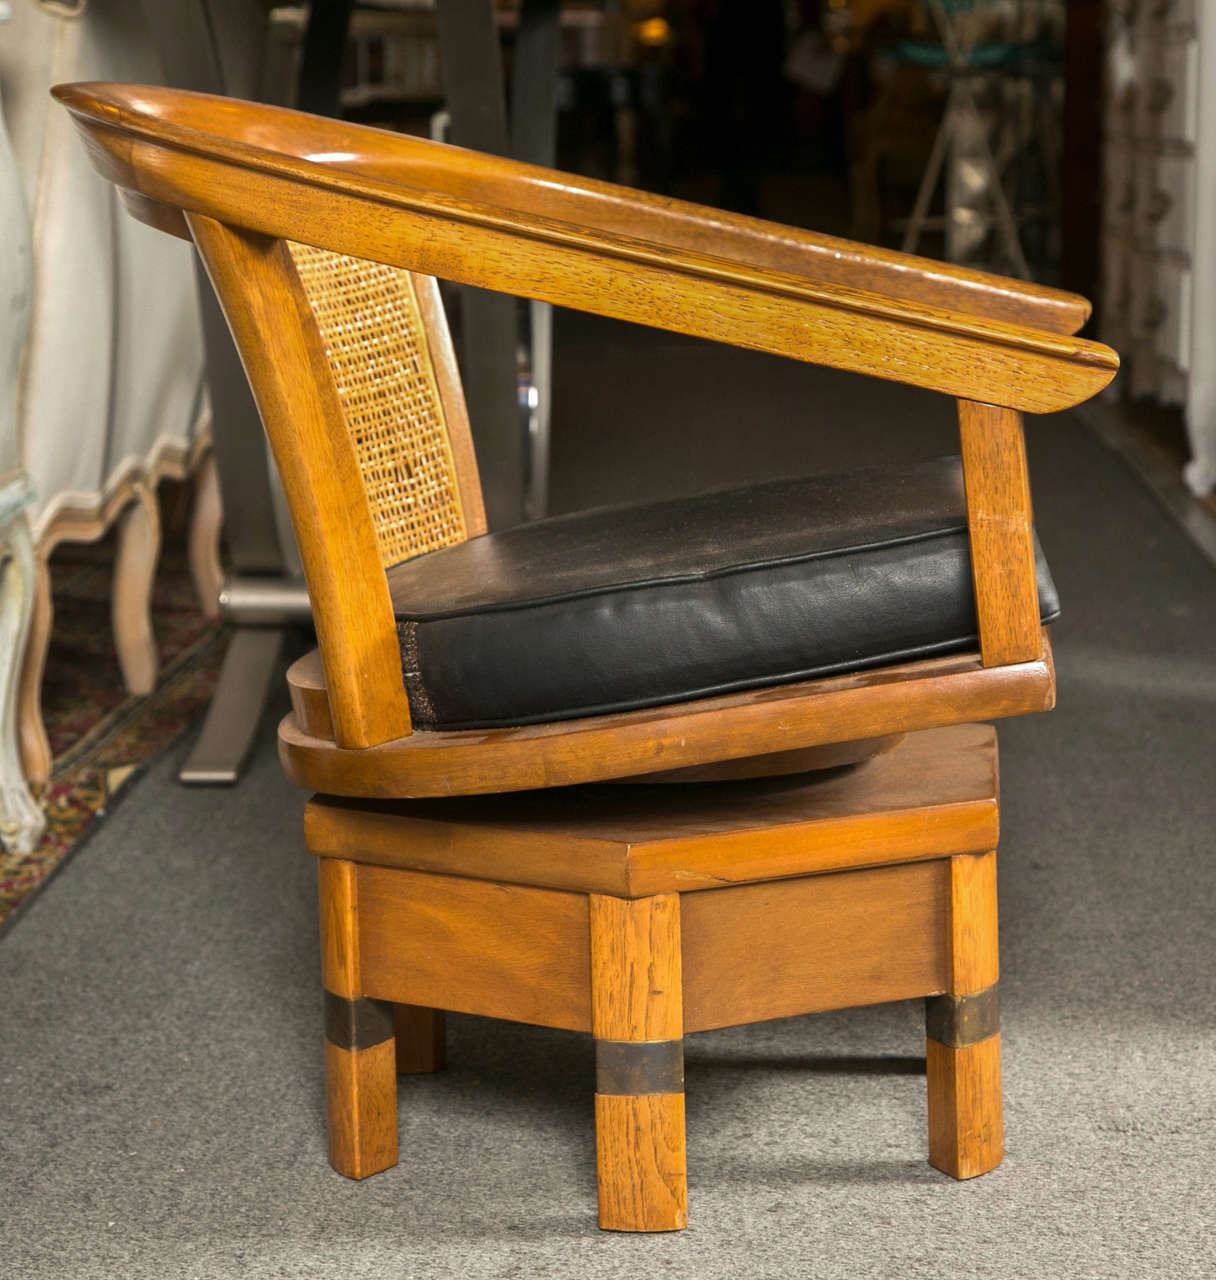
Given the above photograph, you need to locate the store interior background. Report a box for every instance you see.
[294,0,1204,512]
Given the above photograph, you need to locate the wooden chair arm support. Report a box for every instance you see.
[956,401,1042,666]
[55,83,1118,414]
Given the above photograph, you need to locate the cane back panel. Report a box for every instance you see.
[287,242,471,568]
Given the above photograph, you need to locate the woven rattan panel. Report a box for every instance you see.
[288,242,468,568]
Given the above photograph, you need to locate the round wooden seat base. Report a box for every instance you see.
[612,733,907,784]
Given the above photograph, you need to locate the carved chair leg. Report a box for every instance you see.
[394,1004,445,1074]
[589,893,687,1232]
[0,510,46,852]
[319,858,398,1179]
[926,850,1004,1180]
[187,450,223,621]
[16,549,52,787]
[112,481,161,696]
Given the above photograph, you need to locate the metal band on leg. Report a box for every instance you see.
[324,991,395,1051]
[595,1040,685,1097]
[925,985,1000,1049]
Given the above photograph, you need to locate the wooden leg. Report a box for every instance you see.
[394,1004,446,1074]
[926,849,1004,1180]
[589,893,687,1232]
[187,450,223,621]
[319,858,398,1179]
[16,550,52,787]
[112,482,161,696]
[926,1033,1003,1179]
[0,506,46,853]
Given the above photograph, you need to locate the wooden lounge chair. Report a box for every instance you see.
[55,81,1118,1230]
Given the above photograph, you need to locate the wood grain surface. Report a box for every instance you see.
[926,1034,1004,1179]
[356,865,592,1032]
[589,895,683,1043]
[56,84,1117,416]
[947,850,1000,995]
[52,81,1107,777]
[281,641,1052,798]
[303,723,999,896]
[324,1038,399,1180]
[188,214,412,749]
[925,849,1003,1179]
[594,1093,688,1232]
[590,894,686,1231]
[681,860,949,1032]
[318,858,361,999]
[958,402,1042,667]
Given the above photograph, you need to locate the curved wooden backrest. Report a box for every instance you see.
[52,81,1119,751]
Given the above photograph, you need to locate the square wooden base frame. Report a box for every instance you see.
[310,724,1004,1231]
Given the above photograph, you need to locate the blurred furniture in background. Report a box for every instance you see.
[1101,0,1216,499]
[138,0,313,788]
[852,0,1064,278]
[0,0,212,820]
[0,0,40,853]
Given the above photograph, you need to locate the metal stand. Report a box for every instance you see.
[178,578,312,784]
[899,0,1032,278]
[436,0,560,526]
[167,0,563,783]
[141,0,308,787]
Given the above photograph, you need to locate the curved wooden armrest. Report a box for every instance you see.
[330,152,1091,337]
[55,83,1117,415]
[61,83,1089,336]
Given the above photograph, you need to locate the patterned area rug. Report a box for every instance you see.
[0,484,227,928]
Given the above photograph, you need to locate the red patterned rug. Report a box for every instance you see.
[0,482,227,928]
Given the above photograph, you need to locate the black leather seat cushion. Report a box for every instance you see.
[387,457,1059,730]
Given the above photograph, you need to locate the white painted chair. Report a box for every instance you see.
[0,0,213,850]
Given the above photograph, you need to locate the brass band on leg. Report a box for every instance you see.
[596,1039,685,1096]
[925,984,1000,1049]
[324,990,395,1051]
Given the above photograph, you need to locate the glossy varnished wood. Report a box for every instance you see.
[317,858,399,1179]
[355,864,593,1032]
[324,1038,398,1180]
[281,641,1050,798]
[51,82,1046,1228]
[590,895,683,1043]
[303,723,1000,897]
[958,402,1042,667]
[55,85,1117,418]
[590,895,687,1231]
[926,1034,1004,1180]
[410,272,486,539]
[188,214,412,749]
[56,81,1107,773]
[946,850,1001,997]
[681,861,949,1032]
[64,84,1090,333]
[926,850,1003,1179]
[320,731,1000,1222]
[594,1094,687,1233]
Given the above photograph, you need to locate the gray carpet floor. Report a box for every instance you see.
[3,315,1215,1278]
